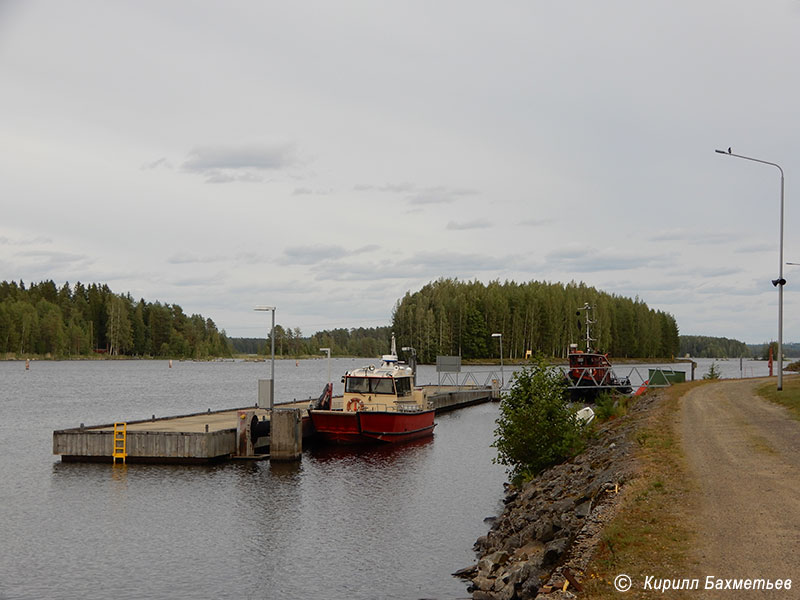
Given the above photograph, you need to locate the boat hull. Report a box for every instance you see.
[309,409,435,444]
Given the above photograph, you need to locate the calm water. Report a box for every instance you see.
[1,359,508,600]
[0,356,774,599]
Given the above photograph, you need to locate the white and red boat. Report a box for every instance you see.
[309,337,435,444]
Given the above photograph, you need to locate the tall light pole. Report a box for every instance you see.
[319,347,331,391]
[254,305,276,408]
[715,148,785,390]
[491,333,504,387]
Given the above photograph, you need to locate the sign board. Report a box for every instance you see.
[258,379,274,409]
[436,355,461,373]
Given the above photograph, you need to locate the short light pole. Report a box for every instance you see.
[491,333,504,387]
[254,305,276,408]
[319,347,331,390]
[715,148,785,390]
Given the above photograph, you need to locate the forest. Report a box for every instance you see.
[1,278,683,362]
[230,326,393,358]
[678,335,750,358]
[0,280,231,358]
[390,278,680,363]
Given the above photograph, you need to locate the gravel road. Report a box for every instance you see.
[681,378,800,594]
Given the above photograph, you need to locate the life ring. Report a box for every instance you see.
[347,398,361,412]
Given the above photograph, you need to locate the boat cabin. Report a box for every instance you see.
[568,344,612,384]
[341,355,424,412]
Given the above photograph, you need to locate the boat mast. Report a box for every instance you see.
[577,303,596,352]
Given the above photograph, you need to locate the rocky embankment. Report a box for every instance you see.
[455,392,660,599]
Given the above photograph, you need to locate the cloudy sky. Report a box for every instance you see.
[2,1,800,343]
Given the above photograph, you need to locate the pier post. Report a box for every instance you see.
[271,408,302,461]
[236,410,256,457]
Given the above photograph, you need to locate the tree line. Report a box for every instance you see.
[0,280,231,358]
[390,278,680,363]
[230,326,393,358]
[678,335,750,358]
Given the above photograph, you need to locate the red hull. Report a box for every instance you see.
[309,409,435,444]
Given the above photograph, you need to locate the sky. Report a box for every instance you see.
[2,1,800,344]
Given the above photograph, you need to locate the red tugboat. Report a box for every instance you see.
[309,336,435,444]
[567,303,632,400]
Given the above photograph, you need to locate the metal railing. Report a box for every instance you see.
[557,366,684,390]
[436,370,503,389]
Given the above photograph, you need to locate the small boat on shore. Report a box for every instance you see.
[308,336,435,444]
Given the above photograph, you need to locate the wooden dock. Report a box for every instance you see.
[53,385,496,464]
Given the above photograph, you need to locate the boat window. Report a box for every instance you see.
[395,377,412,396]
[370,378,395,395]
[345,377,369,393]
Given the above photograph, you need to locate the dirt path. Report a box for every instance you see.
[680,379,800,591]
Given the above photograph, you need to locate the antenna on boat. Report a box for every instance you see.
[576,303,596,352]
[390,333,397,357]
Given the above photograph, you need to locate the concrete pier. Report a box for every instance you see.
[270,408,303,461]
[53,401,310,464]
[52,385,495,464]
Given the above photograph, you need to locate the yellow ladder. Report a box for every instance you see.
[113,422,127,464]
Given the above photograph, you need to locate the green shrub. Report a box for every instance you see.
[703,361,721,380]
[492,357,587,484]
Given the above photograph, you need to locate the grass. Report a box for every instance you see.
[580,381,709,598]
[756,376,800,421]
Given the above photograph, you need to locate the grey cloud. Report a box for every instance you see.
[182,143,295,171]
[354,182,477,205]
[446,220,492,230]
[167,253,226,265]
[407,187,475,205]
[353,244,380,254]
[652,229,738,245]
[354,182,416,193]
[312,250,517,282]
[734,243,773,253]
[229,280,320,296]
[518,218,553,227]
[666,266,742,278]
[180,143,295,183]
[141,157,172,170]
[544,246,666,272]
[0,235,53,246]
[16,249,90,266]
[695,281,767,296]
[279,245,350,265]
[170,274,227,287]
[278,244,382,266]
[204,171,265,184]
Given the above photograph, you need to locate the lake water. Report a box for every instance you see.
[0,359,509,600]
[0,356,776,599]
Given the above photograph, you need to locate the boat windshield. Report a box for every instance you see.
[346,377,396,395]
[395,376,412,397]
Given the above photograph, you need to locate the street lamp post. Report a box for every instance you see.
[254,305,276,408]
[319,347,331,390]
[491,333,504,387]
[715,148,785,390]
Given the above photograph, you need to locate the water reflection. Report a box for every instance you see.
[6,361,506,599]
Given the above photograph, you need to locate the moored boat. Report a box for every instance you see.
[567,304,632,399]
[309,336,435,444]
